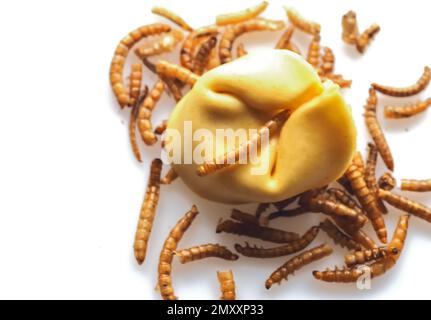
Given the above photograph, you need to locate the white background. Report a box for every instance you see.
[0,0,430,300]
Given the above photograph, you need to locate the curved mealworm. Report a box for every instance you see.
[137,80,165,146]
[234,226,319,258]
[345,153,387,243]
[197,109,290,176]
[333,218,378,250]
[236,43,248,58]
[320,47,335,76]
[342,11,359,45]
[158,205,199,300]
[217,271,236,300]
[379,189,431,223]
[325,188,363,216]
[156,60,200,86]
[175,243,239,264]
[128,63,143,107]
[216,1,269,26]
[134,159,163,265]
[378,172,396,191]
[110,23,171,108]
[216,219,299,244]
[219,19,284,64]
[192,36,218,75]
[401,179,431,192]
[161,168,178,185]
[275,26,295,49]
[151,7,193,32]
[285,7,321,35]
[154,120,168,135]
[344,247,389,267]
[307,34,321,70]
[180,26,218,70]
[323,73,352,88]
[372,66,431,97]
[364,88,394,171]
[265,244,333,289]
[231,209,259,225]
[135,30,184,59]
[365,143,388,214]
[356,24,380,53]
[385,98,431,119]
[319,219,362,251]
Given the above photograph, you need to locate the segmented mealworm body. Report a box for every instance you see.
[216,1,269,26]
[320,47,335,76]
[325,188,363,216]
[333,218,378,250]
[217,271,236,300]
[324,73,352,88]
[372,66,431,97]
[401,179,431,192]
[175,244,239,264]
[356,24,380,53]
[307,34,321,69]
[344,247,388,267]
[219,19,284,64]
[134,159,163,264]
[181,26,218,70]
[364,88,394,171]
[365,143,387,214]
[161,168,178,185]
[197,109,290,176]
[128,63,143,107]
[236,43,248,58]
[266,244,333,289]
[154,120,168,135]
[135,30,183,58]
[152,7,193,31]
[110,23,171,108]
[217,219,299,244]
[275,26,295,50]
[137,80,165,146]
[385,98,431,119]
[192,36,218,75]
[234,226,319,258]
[342,11,359,45]
[231,209,259,225]
[319,219,362,251]
[285,7,321,35]
[129,98,142,162]
[158,205,199,300]
[156,60,199,86]
[379,172,396,191]
[379,189,431,223]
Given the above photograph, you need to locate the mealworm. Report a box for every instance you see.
[134,159,163,265]
[197,109,290,176]
[401,179,431,192]
[320,47,335,76]
[323,73,352,88]
[151,6,193,31]
[192,36,218,75]
[110,23,171,108]
[137,80,165,146]
[216,219,300,244]
[154,120,168,135]
[356,24,380,53]
[341,11,359,45]
[158,205,199,300]
[285,7,321,35]
[333,218,378,250]
[217,271,236,300]
[180,26,218,71]
[219,19,284,64]
[337,175,355,195]
[325,188,363,216]
[231,209,259,225]
[129,98,142,162]
[275,26,295,49]
[379,189,431,223]
[128,63,143,107]
[234,226,319,258]
[372,66,431,97]
[135,30,184,59]
[161,77,183,103]
[378,172,396,191]
[236,43,248,58]
[265,244,333,289]
[216,1,269,26]
[175,244,239,264]
[307,34,321,70]
[385,98,431,119]
[161,168,178,185]
[319,219,362,251]
[345,153,387,243]
[365,143,388,214]
[364,88,394,171]
[156,60,200,86]
[344,247,389,268]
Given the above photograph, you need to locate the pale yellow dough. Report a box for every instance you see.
[167,50,357,204]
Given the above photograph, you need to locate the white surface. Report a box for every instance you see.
[0,0,430,300]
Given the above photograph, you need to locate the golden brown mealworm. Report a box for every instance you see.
[401,179,431,192]
[129,98,142,162]
[285,7,321,35]
[320,47,335,76]
[128,63,143,107]
[341,11,359,45]
[192,36,218,75]
[364,88,394,171]
[180,26,218,70]
[234,226,319,258]
[323,73,352,88]
[161,77,183,103]
[265,244,333,289]
[319,219,362,251]
[307,34,321,70]
[333,218,378,250]
[161,168,178,185]
[158,205,199,300]
[156,60,200,86]
[365,143,388,214]
[325,188,363,216]
[175,243,239,264]
[275,26,295,49]
[134,159,163,265]
[378,172,396,191]
[236,43,248,58]
[356,24,380,53]
[152,6,193,31]
[134,30,184,58]
[344,247,389,267]
[216,1,269,26]
[372,66,431,97]
[154,120,168,135]
[385,98,431,119]
[110,23,171,108]
[217,271,236,300]
[231,209,260,225]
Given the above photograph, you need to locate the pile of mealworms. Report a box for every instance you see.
[109,2,431,299]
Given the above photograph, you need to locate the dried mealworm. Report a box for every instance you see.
[151,7,193,32]
[156,60,200,86]
[154,119,168,135]
[385,98,431,119]
[372,66,431,97]
[345,153,387,243]
[216,219,299,244]
[234,226,320,258]
[285,7,321,35]
[161,77,183,103]
[307,34,321,70]
[333,218,378,250]
[158,205,199,300]
[197,109,290,176]
[216,1,269,26]
[135,30,184,59]
[324,73,352,88]
[379,189,431,223]
[137,80,165,146]
[356,24,380,53]
[401,179,431,192]
[219,19,284,64]
[175,244,239,264]
[134,159,163,264]
[325,188,363,216]
[128,63,143,107]
[161,168,178,185]
[365,143,388,214]
[231,209,259,225]
[217,271,236,300]
[364,88,394,171]
[319,219,362,251]
[379,172,396,191]
[265,244,333,289]
[275,26,295,49]
[192,36,218,75]
[319,47,335,76]
[342,11,359,45]
[344,247,389,268]
[236,43,248,58]
[180,26,218,70]
[129,98,142,162]
[110,23,171,108]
